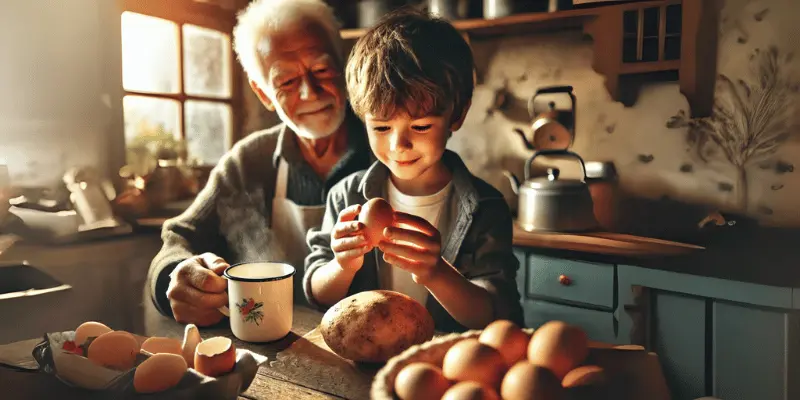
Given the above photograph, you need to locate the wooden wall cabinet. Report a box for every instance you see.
[340,0,719,117]
[584,0,718,117]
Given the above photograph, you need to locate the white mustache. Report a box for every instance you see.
[297,101,334,115]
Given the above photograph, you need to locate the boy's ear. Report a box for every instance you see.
[449,100,473,132]
[250,80,276,112]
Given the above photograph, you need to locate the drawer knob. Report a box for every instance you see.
[558,275,572,286]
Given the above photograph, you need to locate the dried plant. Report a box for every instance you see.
[667,46,800,211]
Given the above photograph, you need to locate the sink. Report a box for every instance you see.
[0,262,72,343]
[0,263,71,299]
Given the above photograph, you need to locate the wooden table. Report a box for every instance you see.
[146,305,342,400]
[0,305,346,400]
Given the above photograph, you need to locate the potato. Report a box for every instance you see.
[320,290,434,362]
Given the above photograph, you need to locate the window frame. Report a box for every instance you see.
[120,0,245,166]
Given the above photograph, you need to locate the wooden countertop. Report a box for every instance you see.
[512,224,705,257]
[515,224,800,290]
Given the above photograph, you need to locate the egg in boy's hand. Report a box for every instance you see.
[378,211,445,285]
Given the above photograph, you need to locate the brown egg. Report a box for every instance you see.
[87,331,141,371]
[527,321,589,380]
[501,362,565,400]
[394,362,451,400]
[443,339,508,389]
[133,353,187,393]
[442,381,501,400]
[562,365,606,387]
[194,337,236,377]
[358,198,394,247]
[141,337,183,356]
[74,321,112,345]
[182,324,202,367]
[479,320,530,366]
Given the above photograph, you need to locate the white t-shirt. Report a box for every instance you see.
[380,179,453,305]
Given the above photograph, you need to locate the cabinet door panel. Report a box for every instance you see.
[712,301,789,400]
[523,299,618,344]
[650,291,707,400]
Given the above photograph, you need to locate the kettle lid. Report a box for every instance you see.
[526,168,587,190]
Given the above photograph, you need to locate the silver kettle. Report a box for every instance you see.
[504,149,598,232]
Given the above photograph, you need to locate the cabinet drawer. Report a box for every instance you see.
[523,300,618,344]
[526,254,615,309]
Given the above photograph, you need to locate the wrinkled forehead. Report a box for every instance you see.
[257,18,340,71]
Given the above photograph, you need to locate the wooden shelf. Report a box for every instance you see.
[339,0,718,117]
[340,7,598,40]
[620,59,681,74]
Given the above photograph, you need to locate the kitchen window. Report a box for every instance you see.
[120,0,242,167]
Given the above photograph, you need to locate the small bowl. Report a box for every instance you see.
[370,328,536,400]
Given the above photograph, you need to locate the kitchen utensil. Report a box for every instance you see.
[547,0,573,11]
[63,167,119,231]
[504,149,598,232]
[218,262,295,343]
[357,0,403,28]
[585,161,620,231]
[483,0,517,18]
[528,85,577,150]
[429,0,469,19]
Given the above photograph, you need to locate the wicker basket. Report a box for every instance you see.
[370,328,537,400]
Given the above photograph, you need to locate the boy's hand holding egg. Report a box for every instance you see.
[331,202,383,271]
[378,211,445,285]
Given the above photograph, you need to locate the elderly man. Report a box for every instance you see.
[147,0,373,326]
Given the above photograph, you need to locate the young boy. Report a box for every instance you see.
[303,9,524,332]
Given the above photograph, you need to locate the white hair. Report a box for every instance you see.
[233,0,343,89]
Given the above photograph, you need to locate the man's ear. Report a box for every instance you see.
[250,80,275,112]
[449,100,472,132]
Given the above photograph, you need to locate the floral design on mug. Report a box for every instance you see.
[236,297,264,326]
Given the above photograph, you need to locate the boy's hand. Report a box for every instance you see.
[331,204,372,271]
[378,211,445,285]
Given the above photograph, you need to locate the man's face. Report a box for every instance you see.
[252,20,346,139]
[365,111,460,181]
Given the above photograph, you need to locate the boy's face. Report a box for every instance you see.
[365,110,465,181]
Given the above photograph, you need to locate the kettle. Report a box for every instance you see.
[514,85,577,151]
[504,149,598,232]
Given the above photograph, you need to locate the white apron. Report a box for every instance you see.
[271,158,326,304]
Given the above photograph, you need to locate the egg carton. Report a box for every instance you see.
[28,330,267,399]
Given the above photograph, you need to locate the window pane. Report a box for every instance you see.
[121,12,180,94]
[183,24,232,98]
[123,95,181,144]
[185,101,231,165]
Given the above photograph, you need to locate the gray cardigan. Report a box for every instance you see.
[147,110,372,317]
[303,150,525,332]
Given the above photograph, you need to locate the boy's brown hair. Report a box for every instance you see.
[345,9,474,123]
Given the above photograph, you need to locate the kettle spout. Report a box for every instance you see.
[502,170,521,195]
[512,128,535,150]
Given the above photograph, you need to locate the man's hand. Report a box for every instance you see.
[167,253,229,326]
[378,212,445,285]
[331,204,372,271]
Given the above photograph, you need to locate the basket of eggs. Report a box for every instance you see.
[23,320,267,398]
[371,319,671,400]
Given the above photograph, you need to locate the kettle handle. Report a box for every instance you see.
[528,85,576,119]
[524,149,587,181]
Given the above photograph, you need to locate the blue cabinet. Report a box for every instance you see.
[514,246,800,400]
[649,291,707,400]
[513,249,623,345]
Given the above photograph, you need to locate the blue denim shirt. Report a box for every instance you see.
[304,150,524,332]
